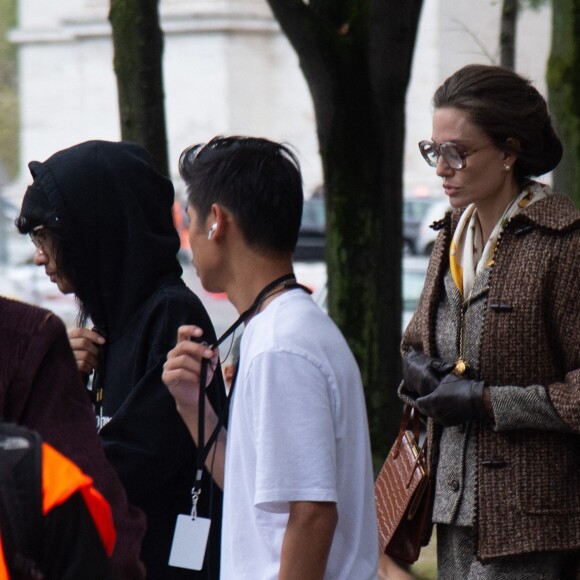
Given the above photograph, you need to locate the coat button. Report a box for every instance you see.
[449,479,460,492]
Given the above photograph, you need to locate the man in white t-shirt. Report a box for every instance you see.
[162,136,378,579]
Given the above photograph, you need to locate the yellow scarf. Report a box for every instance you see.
[450,181,550,299]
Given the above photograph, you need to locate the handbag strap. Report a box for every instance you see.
[399,406,430,489]
[393,405,425,459]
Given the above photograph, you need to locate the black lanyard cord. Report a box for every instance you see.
[192,274,312,510]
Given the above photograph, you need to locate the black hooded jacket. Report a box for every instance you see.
[26,141,225,580]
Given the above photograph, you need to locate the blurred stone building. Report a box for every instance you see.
[7,0,551,200]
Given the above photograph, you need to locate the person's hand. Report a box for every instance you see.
[415,373,486,426]
[162,325,215,412]
[67,327,106,374]
[401,347,454,400]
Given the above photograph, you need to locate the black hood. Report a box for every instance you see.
[28,140,182,338]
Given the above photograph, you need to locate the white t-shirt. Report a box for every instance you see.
[220,289,378,580]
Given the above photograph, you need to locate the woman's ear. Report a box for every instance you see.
[503,137,520,168]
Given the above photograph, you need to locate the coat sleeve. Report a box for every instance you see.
[8,309,146,580]
[542,232,580,432]
[483,228,580,434]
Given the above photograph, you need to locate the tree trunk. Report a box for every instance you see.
[109,0,169,176]
[500,0,518,69]
[0,0,19,181]
[266,0,423,465]
[547,0,580,206]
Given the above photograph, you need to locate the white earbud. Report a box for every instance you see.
[208,223,217,240]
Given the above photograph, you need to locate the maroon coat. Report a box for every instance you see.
[0,296,146,579]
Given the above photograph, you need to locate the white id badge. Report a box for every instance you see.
[168,515,211,570]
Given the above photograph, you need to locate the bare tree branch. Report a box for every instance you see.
[450,18,498,64]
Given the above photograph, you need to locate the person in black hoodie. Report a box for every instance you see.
[15,140,226,580]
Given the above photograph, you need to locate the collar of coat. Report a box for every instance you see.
[433,192,580,236]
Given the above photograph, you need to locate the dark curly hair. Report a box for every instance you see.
[15,181,88,325]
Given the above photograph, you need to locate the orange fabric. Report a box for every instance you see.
[172,201,190,250]
[41,443,116,556]
[0,535,8,580]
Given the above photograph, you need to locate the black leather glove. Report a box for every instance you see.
[401,347,454,400]
[415,373,486,426]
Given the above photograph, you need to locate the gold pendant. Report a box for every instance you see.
[453,358,467,376]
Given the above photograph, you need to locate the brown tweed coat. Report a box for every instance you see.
[402,192,580,561]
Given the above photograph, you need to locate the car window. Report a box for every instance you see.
[301,197,326,231]
[313,257,428,332]
[402,269,426,311]
[404,199,434,222]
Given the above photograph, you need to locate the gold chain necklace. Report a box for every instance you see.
[453,288,474,376]
[452,219,509,376]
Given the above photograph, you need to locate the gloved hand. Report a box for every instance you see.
[401,347,454,400]
[415,373,487,426]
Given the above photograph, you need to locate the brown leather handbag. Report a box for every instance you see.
[374,404,431,563]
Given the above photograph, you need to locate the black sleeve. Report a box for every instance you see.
[100,289,227,502]
[40,491,113,580]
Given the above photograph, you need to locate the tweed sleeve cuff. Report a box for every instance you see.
[489,384,570,432]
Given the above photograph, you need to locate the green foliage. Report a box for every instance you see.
[547,0,580,206]
[0,0,18,181]
[524,0,549,9]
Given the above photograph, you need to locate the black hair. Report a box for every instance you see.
[15,182,89,325]
[433,64,563,185]
[178,136,304,255]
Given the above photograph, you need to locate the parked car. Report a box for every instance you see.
[415,198,451,255]
[401,255,431,329]
[310,256,429,331]
[294,195,326,262]
[295,194,444,261]
[403,196,439,255]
